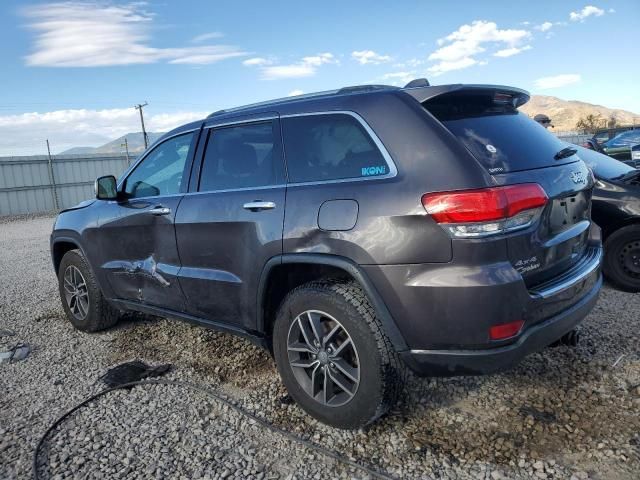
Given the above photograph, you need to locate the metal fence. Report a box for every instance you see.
[555,132,591,145]
[0,153,131,217]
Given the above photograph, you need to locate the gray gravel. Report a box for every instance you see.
[1,215,639,480]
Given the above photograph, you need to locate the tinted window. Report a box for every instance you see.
[124,132,194,198]
[604,130,640,147]
[282,114,388,183]
[425,93,576,173]
[199,122,281,191]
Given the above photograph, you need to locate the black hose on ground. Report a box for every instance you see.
[32,379,398,480]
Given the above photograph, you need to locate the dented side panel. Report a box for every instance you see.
[96,195,186,310]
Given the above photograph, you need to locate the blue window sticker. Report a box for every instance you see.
[361,165,386,176]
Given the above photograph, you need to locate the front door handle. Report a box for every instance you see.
[148,206,171,216]
[243,201,276,212]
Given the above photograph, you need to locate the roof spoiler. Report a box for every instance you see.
[402,84,530,108]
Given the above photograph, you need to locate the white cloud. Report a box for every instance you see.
[570,5,605,22]
[351,50,392,65]
[191,32,224,43]
[427,20,530,75]
[534,74,582,89]
[242,57,272,66]
[494,45,532,57]
[381,71,417,86]
[536,22,554,32]
[246,52,337,80]
[288,89,304,97]
[0,108,207,156]
[22,2,246,66]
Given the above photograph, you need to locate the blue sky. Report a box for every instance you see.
[0,0,638,155]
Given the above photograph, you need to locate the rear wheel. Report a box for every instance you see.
[603,225,640,292]
[58,249,120,331]
[272,279,406,429]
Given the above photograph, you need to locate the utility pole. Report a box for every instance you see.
[134,102,149,149]
[121,137,131,165]
[46,139,60,211]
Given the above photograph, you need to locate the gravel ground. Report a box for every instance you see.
[1,214,639,480]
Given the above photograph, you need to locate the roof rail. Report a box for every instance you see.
[404,78,430,88]
[206,89,341,119]
[205,84,399,119]
[336,84,397,94]
[206,109,227,118]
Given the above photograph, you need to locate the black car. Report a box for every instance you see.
[51,81,602,428]
[592,126,637,146]
[599,129,640,167]
[578,146,640,291]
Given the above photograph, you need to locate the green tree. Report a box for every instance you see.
[575,114,603,133]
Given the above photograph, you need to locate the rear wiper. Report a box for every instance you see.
[554,146,577,160]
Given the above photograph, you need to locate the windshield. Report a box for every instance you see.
[604,130,640,147]
[425,92,577,173]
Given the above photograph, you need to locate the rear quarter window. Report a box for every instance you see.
[281,113,390,183]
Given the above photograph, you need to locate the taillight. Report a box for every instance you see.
[422,183,547,238]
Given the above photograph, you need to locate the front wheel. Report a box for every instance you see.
[603,225,640,292]
[272,279,406,429]
[58,249,120,331]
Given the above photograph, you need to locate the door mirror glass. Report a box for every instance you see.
[95,175,118,200]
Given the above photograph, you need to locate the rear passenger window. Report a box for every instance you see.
[199,122,281,191]
[282,114,388,183]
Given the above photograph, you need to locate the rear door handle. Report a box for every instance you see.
[243,201,276,212]
[148,206,171,216]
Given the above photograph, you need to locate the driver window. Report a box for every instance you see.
[124,132,194,198]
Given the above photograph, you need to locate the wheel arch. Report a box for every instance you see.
[602,217,640,243]
[51,236,83,275]
[257,254,408,352]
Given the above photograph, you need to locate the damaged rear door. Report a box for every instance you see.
[99,130,199,310]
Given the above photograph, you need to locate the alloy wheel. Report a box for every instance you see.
[63,265,89,321]
[286,310,360,407]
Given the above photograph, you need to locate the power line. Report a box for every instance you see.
[134,102,149,149]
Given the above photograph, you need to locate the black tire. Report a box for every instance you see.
[58,249,120,331]
[272,279,407,429]
[603,225,640,293]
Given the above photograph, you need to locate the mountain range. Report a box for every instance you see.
[519,95,640,132]
[59,132,164,155]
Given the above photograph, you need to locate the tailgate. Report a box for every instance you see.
[421,86,595,286]
[492,161,594,286]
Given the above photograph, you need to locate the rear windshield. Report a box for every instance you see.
[425,93,577,173]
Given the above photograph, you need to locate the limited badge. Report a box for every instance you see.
[486,144,497,154]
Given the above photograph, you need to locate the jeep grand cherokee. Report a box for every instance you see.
[51,80,602,428]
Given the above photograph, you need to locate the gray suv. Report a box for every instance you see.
[51,81,603,428]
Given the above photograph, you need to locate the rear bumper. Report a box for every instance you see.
[400,273,601,376]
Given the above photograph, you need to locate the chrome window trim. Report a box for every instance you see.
[204,116,278,129]
[280,110,398,186]
[117,128,200,190]
[184,184,286,196]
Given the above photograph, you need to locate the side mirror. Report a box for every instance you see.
[95,175,118,200]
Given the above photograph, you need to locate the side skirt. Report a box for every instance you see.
[110,299,270,350]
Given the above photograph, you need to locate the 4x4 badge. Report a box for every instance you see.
[570,171,587,185]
